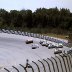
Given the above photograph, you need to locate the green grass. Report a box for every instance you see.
[42,33,68,40]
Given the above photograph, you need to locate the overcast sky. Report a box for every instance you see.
[0,0,72,12]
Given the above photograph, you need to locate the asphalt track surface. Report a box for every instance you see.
[0,33,69,67]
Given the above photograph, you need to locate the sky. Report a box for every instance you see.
[0,0,72,12]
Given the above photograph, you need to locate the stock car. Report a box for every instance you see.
[39,40,49,47]
[39,40,47,44]
[56,43,63,48]
[54,48,62,54]
[32,44,39,49]
[25,39,33,44]
[48,43,56,49]
[41,41,49,47]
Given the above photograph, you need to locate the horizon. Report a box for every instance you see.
[0,7,71,13]
[0,0,72,12]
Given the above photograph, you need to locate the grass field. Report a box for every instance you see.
[42,33,68,40]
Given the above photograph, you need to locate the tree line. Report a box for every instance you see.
[0,7,72,34]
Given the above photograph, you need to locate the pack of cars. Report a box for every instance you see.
[39,40,63,48]
[25,39,64,54]
[39,40,64,54]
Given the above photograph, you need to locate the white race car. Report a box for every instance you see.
[39,40,49,47]
[56,43,63,48]
[54,48,62,54]
[48,43,56,49]
[32,44,39,49]
[25,39,33,44]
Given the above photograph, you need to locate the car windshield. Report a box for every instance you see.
[55,48,59,51]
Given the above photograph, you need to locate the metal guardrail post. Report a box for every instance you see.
[55,56,64,72]
[43,59,51,72]
[19,64,27,72]
[12,66,19,72]
[47,58,55,72]
[59,55,67,72]
[27,63,34,72]
[69,54,72,67]
[32,61,40,72]
[65,54,71,72]
[4,68,10,72]
[38,60,46,72]
[67,54,72,68]
[51,57,59,72]
[68,54,72,71]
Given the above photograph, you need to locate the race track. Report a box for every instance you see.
[0,33,69,68]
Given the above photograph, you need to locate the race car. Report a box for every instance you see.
[32,44,39,49]
[25,39,33,44]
